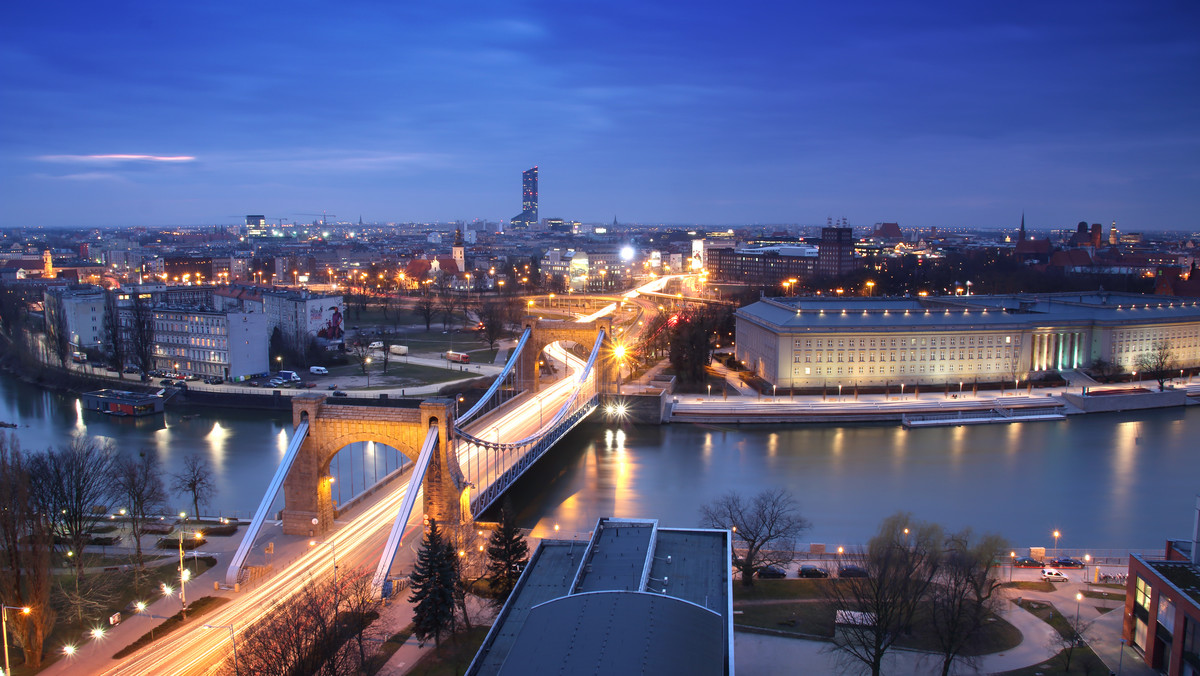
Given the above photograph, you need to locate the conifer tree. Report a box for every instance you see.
[408,520,459,647]
[486,508,529,607]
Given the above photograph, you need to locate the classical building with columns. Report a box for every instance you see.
[734,292,1200,388]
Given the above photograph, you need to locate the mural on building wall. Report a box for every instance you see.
[313,304,344,340]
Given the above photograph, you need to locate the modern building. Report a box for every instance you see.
[816,226,856,278]
[707,245,818,286]
[149,307,267,380]
[467,517,734,676]
[1123,498,1200,675]
[509,166,538,230]
[734,292,1200,388]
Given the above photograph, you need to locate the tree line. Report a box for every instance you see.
[0,433,215,669]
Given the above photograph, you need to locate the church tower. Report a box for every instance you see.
[42,250,55,279]
[1018,213,1026,242]
[452,228,465,274]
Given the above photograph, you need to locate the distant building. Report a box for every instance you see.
[43,285,105,350]
[149,307,267,380]
[466,517,733,676]
[509,166,538,230]
[871,222,903,241]
[707,245,817,286]
[817,227,856,278]
[260,288,345,346]
[1123,498,1200,675]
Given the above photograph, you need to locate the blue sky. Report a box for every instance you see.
[2,1,1198,230]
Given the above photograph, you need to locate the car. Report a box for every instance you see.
[309,366,328,375]
[798,564,830,578]
[104,365,118,372]
[247,380,259,387]
[268,379,283,388]
[124,366,140,374]
[1042,568,1069,582]
[756,565,787,579]
[327,384,339,390]
[1049,557,1085,569]
[303,382,317,388]
[331,390,348,397]
[204,377,224,385]
[838,565,869,578]
[1013,556,1042,568]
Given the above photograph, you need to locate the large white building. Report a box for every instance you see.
[43,285,105,350]
[261,289,345,345]
[735,293,1200,388]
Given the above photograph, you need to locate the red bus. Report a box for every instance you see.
[445,351,470,364]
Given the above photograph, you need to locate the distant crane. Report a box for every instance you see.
[294,212,337,227]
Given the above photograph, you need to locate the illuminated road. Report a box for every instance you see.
[86,313,598,675]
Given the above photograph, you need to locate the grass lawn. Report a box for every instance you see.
[732,579,827,601]
[327,361,474,387]
[995,600,1110,675]
[1081,589,1123,603]
[1001,580,1057,593]
[407,626,491,676]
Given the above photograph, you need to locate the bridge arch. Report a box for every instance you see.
[283,395,464,536]
[518,317,616,394]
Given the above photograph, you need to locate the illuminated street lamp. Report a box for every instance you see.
[2,605,32,676]
[865,281,875,297]
[365,357,372,388]
[1053,530,1061,558]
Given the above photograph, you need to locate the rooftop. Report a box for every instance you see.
[1145,558,1200,606]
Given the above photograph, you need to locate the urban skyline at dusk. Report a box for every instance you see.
[2,1,1198,229]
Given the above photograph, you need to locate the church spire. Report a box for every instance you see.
[1019,212,1026,241]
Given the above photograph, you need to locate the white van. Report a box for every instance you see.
[1041,568,1069,582]
[309,366,328,375]
[277,370,302,382]
[368,341,383,350]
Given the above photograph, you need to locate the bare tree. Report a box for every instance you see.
[171,454,216,520]
[476,300,507,351]
[1135,340,1175,391]
[699,488,811,586]
[437,290,459,332]
[823,513,943,676]
[112,451,168,568]
[43,292,72,368]
[379,334,394,374]
[103,290,126,377]
[127,293,156,379]
[928,530,1008,676]
[233,571,355,676]
[0,434,55,669]
[1048,612,1092,672]
[347,342,371,376]
[414,289,436,332]
[28,438,119,579]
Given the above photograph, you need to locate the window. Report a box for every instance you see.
[804,367,811,375]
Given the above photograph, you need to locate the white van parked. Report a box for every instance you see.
[368,341,383,350]
[309,366,328,375]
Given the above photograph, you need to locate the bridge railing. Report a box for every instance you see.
[455,327,531,428]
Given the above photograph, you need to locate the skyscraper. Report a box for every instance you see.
[510,166,538,230]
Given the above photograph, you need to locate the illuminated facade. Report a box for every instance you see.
[735,293,1200,388]
[510,166,538,230]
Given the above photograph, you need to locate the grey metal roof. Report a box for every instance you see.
[496,591,723,676]
[573,520,656,593]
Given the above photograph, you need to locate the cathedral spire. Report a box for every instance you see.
[1019,212,1026,241]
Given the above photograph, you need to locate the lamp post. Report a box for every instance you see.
[365,357,372,388]
[1053,530,1061,558]
[203,623,240,676]
[1074,592,1083,633]
[1009,551,1015,582]
[3,605,32,676]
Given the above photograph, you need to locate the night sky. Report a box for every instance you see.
[2,1,1198,229]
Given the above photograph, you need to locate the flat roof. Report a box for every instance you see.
[573,519,656,593]
[82,389,161,404]
[1145,559,1200,606]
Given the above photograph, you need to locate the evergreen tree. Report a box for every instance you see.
[408,520,459,648]
[485,508,529,607]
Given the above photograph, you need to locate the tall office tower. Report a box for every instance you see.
[510,166,538,230]
[817,227,855,278]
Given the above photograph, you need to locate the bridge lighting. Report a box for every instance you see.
[63,644,76,656]
[90,627,105,640]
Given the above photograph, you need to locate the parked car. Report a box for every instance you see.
[1041,568,1069,582]
[247,381,260,387]
[185,374,200,382]
[204,377,224,385]
[124,366,140,374]
[756,565,787,579]
[268,379,284,388]
[159,379,174,387]
[309,366,328,375]
[303,382,317,388]
[838,565,869,578]
[1013,556,1042,568]
[368,341,383,350]
[104,365,118,372]
[327,384,339,390]
[1049,557,1085,569]
[331,390,348,397]
[798,564,830,579]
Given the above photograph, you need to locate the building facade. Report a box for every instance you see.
[150,307,267,380]
[707,245,817,285]
[817,226,856,278]
[510,166,538,230]
[735,293,1200,388]
[261,289,345,345]
[44,285,105,350]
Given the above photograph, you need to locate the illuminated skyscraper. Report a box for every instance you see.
[510,166,538,230]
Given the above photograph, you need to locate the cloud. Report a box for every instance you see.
[36,154,196,164]
[31,171,127,182]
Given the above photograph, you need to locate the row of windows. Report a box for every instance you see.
[795,335,1015,349]
[794,348,1013,363]
[795,361,1013,376]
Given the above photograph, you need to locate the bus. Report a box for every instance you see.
[444,351,470,364]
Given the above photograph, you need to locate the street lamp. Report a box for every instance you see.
[1053,530,1061,558]
[203,624,240,676]
[2,605,32,676]
[866,281,875,297]
[365,357,372,388]
[1009,551,1015,582]
[1074,592,1083,632]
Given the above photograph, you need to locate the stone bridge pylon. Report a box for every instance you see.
[517,317,616,394]
[283,394,466,536]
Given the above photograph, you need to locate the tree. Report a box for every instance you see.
[127,293,156,378]
[171,454,216,520]
[928,530,1008,676]
[0,434,55,669]
[1135,340,1174,391]
[409,520,460,648]
[112,451,168,568]
[347,342,371,375]
[699,488,811,587]
[823,513,943,676]
[379,334,394,374]
[476,300,507,351]
[1048,611,1092,672]
[102,290,125,377]
[28,438,119,580]
[668,307,721,384]
[437,290,459,332]
[485,507,529,607]
[43,292,72,368]
[414,289,437,332]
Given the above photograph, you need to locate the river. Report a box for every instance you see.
[1,373,1196,550]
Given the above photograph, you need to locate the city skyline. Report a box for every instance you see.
[2,1,1199,229]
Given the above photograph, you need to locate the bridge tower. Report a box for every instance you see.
[284,395,466,536]
[518,317,616,394]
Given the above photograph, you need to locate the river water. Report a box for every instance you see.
[2,373,1196,550]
